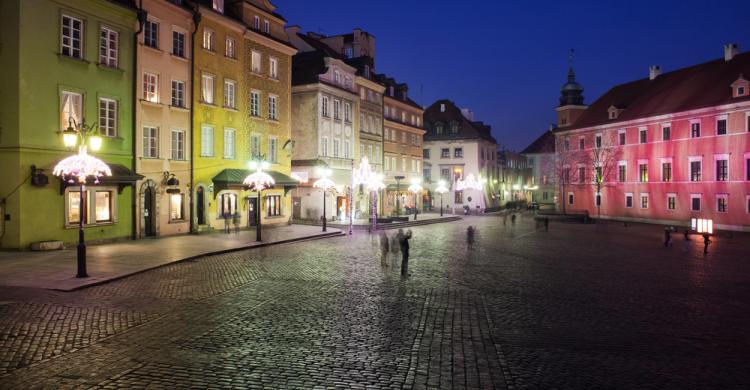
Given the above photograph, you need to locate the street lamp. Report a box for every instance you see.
[435,180,449,217]
[313,168,335,232]
[394,175,405,216]
[243,160,274,242]
[354,158,385,232]
[408,178,423,220]
[53,118,110,278]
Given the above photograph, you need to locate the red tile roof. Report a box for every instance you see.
[560,51,750,132]
[521,130,555,154]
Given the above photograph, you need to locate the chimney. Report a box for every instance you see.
[461,108,475,121]
[649,65,661,80]
[724,43,739,61]
[285,25,301,36]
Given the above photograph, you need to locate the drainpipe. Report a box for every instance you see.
[132,2,146,240]
[189,5,201,233]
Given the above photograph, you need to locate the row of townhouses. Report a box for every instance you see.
[522,44,750,231]
[0,0,507,250]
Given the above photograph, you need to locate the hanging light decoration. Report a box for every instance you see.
[243,160,275,191]
[435,180,449,195]
[53,145,112,184]
[408,177,423,194]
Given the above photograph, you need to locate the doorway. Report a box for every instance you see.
[144,187,156,237]
[196,186,206,225]
[247,197,258,227]
[292,196,301,220]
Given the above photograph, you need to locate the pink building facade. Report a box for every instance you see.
[554,45,750,231]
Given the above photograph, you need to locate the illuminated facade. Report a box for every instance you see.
[554,44,750,231]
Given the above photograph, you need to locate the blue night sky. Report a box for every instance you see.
[276,0,750,151]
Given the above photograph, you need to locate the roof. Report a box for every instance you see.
[296,33,343,60]
[211,168,299,196]
[423,99,497,144]
[291,51,328,86]
[521,130,556,154]
[560,51,750,131]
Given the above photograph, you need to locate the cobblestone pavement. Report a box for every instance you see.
[0,214,749,389]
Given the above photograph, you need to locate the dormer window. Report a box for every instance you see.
[607,105,624,120]
[731,74,748,98]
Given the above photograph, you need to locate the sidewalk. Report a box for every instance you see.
[295,212,463,230]
[0,225,342,291]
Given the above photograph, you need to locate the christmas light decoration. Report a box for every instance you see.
[53,145,112,184]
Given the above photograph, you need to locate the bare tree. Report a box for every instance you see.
[553,135,585,214]
[581,136,622,219]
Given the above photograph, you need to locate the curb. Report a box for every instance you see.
[56,230,344,292]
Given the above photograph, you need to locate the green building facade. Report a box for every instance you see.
[0,0,139,249]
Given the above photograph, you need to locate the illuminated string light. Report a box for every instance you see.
[53,145,111,184]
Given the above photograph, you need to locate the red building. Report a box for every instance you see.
[554,44,750,231]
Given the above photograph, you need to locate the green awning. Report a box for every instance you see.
[211,168,299,197]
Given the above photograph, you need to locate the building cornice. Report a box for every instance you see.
[356,76,386,93]
[244,29,297,55]
[384,119,426,135]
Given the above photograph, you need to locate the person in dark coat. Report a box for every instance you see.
[511,214,517,226]
[702,233,712,255]
[467,226,476,250]
[399,229,412,277]
[664,227,671,247]
[379,230,390,267]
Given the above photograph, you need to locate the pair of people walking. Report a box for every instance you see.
[379,229,412,277]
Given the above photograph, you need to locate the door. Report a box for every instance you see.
[292,196,301,219]
[144,187,156,237]
[247,197,258,227]
[196,186,206,225]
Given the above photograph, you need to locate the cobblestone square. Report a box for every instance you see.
[0,215,748,389]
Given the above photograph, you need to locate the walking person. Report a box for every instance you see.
[223,212,231,234]
[466,226,476,250]
[511,213,517,226]
[663,227,671,247]
[702,233,712,255]
[379,230,390,267]
[232,212,240,234]
[399,229,412,278]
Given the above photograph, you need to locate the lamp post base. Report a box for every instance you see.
[76,243,88,278]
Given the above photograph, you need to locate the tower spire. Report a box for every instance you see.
[559,49,584,107]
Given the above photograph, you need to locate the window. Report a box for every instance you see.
[344,102,351,122]
[344,140,350,159]
[61,91,82,130]
[223,128,235,159]
[67,190,87,224]
[625,193,633,208]
[142,126,158,158]
[99,27,118,67]
[171,80,185,108]
[268,137,278,163]
[595,134,602,148]
[579,137,585,150]
[568,192,574,206]
[333,138,340,158]
[747,157,750,180]
[171,129,185,160]
[640,193,649,209]
[321,96,329,117]
[639,128,647,143]
[440,168,450,181]
[61,15,83,59]
[662,162,672,182]
[225,38,235,58]
[334,70,341,84]
[564,137,570,151]
[618,131,626,145]
[384,155,390,170]
[441,148,449,158]
[201,125,214,156]
[667,194,676,210]
[691,194,701,212]
[717,195,728,213]
[249,134,261,159]
[250,90,260,117]
[345,47,353,58]
[717,118,727,135]
[94,191,112,222]
[144,20,158,48]
[435,122,444,134]
[223,80,236,109]
[172,30,185,58]
[747,195,750,214]
[662,126,671,141]
[454,148,463,158]
[99,98,117,137]
[253,16,260,30]
[716,158,728,181]
[266,195,281,217]
[691,122,701,138]
[595,192,601,208]
[618,162,626,182]
[269,57,278,79]
[169,194,184,221]
[219,193,237,217]
[423,149,430,159]
[202,28,214,51]
[639,163,648,182]
[263,20,270,34]
[362,114,367,132]
[212,0,224,12]
[333,100,341,120]
[251,50,261,73]
[201,73,214,104]
[143,72,158,102]
[578,166,586,183]
[321,136,328,156]
[402,157,407,171]
[690,160,701,182]
[268,95,278,120]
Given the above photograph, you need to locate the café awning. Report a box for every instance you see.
[211,168,299,197]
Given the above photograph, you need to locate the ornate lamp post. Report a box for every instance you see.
[354,158,385,232]
[435,180,449,217]
[53,118,109,278]
[408,178,423,221]
[243,160,274,242]
[313,168,335,232]
[394,175,405,216]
